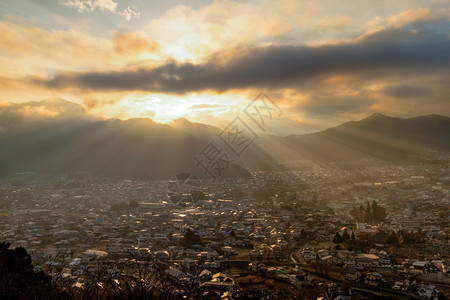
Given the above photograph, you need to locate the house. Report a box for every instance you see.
[201,273,235,293]
[249,261,267,273]
[418,284,439,299]
[431,260,446,273]
[221,291,232,300]
[165,267,183,279]
[81,249,108,263]
[199,269,212,282]
[198,250,219,261]
[221,246,235,256]
[356,253,379,267]
[412,261,427,273]
[154,250,170,261]
[212,273,234,284]
[303,248,316,262]
[364,272,382,286]
[203,290,221,299]
[344,258,356,267]
[203,261,221,269]
[182,258,196,269]
[321,255,334,264]
[292,271,312,288]
[137,247,151,257]
[346,267,360,281]
[318,249,330,259]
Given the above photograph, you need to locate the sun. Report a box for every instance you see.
[94,92,251,127]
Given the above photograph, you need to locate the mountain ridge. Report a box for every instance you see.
[0,99,448,179]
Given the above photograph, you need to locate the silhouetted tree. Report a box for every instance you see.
[333,232,343,244]
[385,231,400,247]
[300,229,307,239]
[371,200,377,214]
[182,229,202,248]
[342,229,350,242]
[372,204,386,223]
[403,231,416,245]
[0,242,68,299]
[129,199,139,209]
[351,202,386,224]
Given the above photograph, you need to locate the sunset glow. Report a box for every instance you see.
[0,0,449,133]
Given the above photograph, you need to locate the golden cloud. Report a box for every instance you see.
[114,32,160,57]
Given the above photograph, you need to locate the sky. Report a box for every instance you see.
[0,0,449,134]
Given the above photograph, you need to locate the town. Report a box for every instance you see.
[1,164,449,299]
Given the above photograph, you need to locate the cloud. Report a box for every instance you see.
[84,97,120,109]
[60,0,140,21]
[381,85,428,98]
[0,17,114,77]
[117,6,140,21]
[305,15,355,40]
[189,104,226,110]
[114,32,160,57]
[31,18,450,94]
[365,8,436,34]
[1,2,449,131]
[0,17,163,84]
[143,0,298,62]
[295,92,376,118]
[0,98,87,131]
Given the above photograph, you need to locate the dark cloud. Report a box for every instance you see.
[382,85,428,98]
[31,19,450,94]
[295,92,376,117]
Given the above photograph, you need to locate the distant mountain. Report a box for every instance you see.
[0,100,249,179]
[170,117,222,140]
[0,99,448,178]
[281,113,450,167]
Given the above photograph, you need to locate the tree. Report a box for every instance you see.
[350,207,366,223]
[0,242,67,299]
[182,229,202,248]
[110,201,128,211]
[300,229,307,239]
[438,290,449,300]
[352,202,386,224]
[372,200,378,214]
[333,232,343,244]
[385,231,400,247]
[342,229,350,242]
[366,202,372,223]
[372,205,386,223]
[403,231,416,245]
[128,200,139,209]
[415,228,427,243]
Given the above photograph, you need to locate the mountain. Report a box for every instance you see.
[281,113,450,167]
[0,99,448,179]
[0,100,249,179]
[170,117,222,140]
